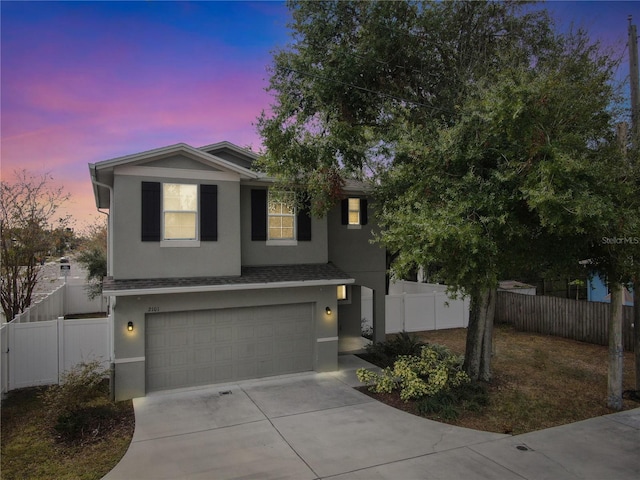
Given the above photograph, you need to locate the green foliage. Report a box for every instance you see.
[75,219,107,299]
[357,344,469,401]
[41,360,114,442]
[417,381,489,420]
[364,331,426,367]
[258,0,555,215]
[260,0,638,382]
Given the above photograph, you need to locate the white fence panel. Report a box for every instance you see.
[385,296,404,333]
[385,282,470,334]
[10,320,59,389]
[65,284,106,314]
[435,294,470,329]
[389,280,449,295]
[62,318,110,371]
[1,324,8,394]
[405,294,436,331]
[1,317,111,395]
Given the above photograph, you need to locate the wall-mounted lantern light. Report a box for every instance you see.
[325,306,332,315]
[127,321,134,332]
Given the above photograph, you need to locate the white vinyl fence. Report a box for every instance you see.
[1,281,110,396]
[386,281,470,334]
[1,316,110,394]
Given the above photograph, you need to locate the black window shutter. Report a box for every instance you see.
[200,184,218,241]
[141,182,161,241]
[251,189,267,241]
[341,199,348,225]
[360,198,368,225]
[297,199,312,241]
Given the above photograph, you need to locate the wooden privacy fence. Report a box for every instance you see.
[495,291,634,351]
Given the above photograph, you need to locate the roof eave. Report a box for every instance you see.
[103,277,355,296]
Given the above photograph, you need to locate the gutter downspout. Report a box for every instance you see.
[90,166,116,401]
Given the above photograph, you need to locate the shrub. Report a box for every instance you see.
[41,359,114,442]
[364,331,426,367]
[357,344,469,401]
[417,381,489,418]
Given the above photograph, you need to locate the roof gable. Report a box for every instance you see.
[199,141,259,170]
[89,142,259,208]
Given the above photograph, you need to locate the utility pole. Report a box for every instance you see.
[628,16,640,393]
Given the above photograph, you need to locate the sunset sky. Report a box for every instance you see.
[2,1,639,230]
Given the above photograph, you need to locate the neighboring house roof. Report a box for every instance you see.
[102,263,354,296]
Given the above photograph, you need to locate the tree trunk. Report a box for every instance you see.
[608,283,624,411]
[464,287,495,382]
[479,288,496,382]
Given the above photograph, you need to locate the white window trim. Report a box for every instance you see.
[267,191,297,242]
[160,240,201,248]
[347,197,363,228]
[162,183,199,242]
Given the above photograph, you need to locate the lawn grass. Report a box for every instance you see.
[359,324,639,435]
[1,387,134,480]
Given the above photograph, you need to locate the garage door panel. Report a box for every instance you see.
[146,304,313,392]
[193,347,213,364]
[215,325,233,342]
[215,345,233,362]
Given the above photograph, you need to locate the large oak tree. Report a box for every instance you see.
[258,0,633,381]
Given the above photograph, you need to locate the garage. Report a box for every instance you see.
[146,303,314,392]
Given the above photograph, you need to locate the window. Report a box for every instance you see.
[348,198,361,225]
[163,184,197,240]
[268,191,296,240]
[251,189,311,242]
[141,181,217,243]
[337,285,348,300]
[341,198,368,226]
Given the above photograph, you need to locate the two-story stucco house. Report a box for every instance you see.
[89,141,386,400]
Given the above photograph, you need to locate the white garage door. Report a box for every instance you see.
[146,303,314,392]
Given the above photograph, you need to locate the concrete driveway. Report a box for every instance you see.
[104,355,640,480]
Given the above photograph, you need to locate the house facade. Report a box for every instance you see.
[89,141,386,400]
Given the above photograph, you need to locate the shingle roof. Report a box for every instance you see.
[102,263,354,295]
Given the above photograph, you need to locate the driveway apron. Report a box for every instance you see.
[103,356,640,480]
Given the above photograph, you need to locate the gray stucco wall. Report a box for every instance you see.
[327,201,387,343]
[240,186,328,266]
[112,285,338,400]
[111,168,241,279]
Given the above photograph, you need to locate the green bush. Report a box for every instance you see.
[41,359,114,442]
[363,331,426,367]
[357,344,469,401]
[417,381,489,419]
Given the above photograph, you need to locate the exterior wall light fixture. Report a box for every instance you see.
[325,307,332,315]
[127,321,134,332]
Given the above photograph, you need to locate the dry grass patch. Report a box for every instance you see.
[1,387,134,480]
[360,324,638,435]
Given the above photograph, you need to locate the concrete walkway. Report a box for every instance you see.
[104,355,640,480]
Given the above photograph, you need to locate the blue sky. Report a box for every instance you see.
[1,1,638,228]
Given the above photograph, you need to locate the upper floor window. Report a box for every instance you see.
[163,183,197,240]
[268,191,296,240]
[347,198,361,225]
[250,189,311,243]
[141,181,217,244]
[341,197,368,227]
